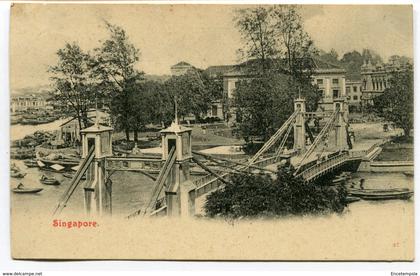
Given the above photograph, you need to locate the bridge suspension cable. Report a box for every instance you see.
[247,110,299,166]
[274,121,293,161]
[294,110,339,175]
[140,146,177,216]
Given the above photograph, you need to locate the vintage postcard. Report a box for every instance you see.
[9,3,414,260]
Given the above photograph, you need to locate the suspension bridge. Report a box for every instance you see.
[53,97,373,218]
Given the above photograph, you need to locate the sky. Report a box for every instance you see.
[10,4,413,89]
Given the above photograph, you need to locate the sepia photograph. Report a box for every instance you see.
[8,3,414,261]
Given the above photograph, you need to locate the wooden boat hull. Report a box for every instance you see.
[24,160,38,168]
[12,188,43,194]
[11,172,26,178]
[348,188,413,200]
[37,158,80,172]
[63,172,86,180]
[40,179,60,185]
[345,196,361,203]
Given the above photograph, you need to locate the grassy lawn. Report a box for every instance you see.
[112,125,245,149]
[375,137,413,161]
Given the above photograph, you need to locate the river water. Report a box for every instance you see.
[11,157,414,219]
[11,118,68,141]
[10,120,414,220]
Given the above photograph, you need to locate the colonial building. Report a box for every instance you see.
[360,59,412,107]
[170,61,196,76]
[205,57,347,121]
[311,59,346,111]
[10,95,48,113]
[345,80,362,110]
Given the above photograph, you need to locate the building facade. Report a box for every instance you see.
[311,60,346,111]
[360,59,412,107]
[206,58,347,117]
[10,95,48,113]
[345,80,362,110]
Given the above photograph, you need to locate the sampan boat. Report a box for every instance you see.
[12,187,43,194]
[40,175,60,185]
[23,159,38,168]
[11,171,26,178]
[348,188,413,200]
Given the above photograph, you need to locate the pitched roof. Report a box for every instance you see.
[312,58,344,71]
[205,65,236,76]
[171,61,192,68]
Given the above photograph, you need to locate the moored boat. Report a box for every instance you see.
[12,183,43,194]
[40,175,60,185]
[345,196,361,203]
[348,188,413,200]
[11,171,26,178]
[63,172,86,180]
[403,171,414,177]
[23,159,38,168]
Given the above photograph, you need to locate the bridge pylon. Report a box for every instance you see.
[293,97,306,152]
[160,121,195,217]
[80,123,114,216]
[332,97,349,150]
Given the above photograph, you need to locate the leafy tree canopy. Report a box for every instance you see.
[373,70,413,138]
[205,166,347,218]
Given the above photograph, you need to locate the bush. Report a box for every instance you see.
[204,167,347,218]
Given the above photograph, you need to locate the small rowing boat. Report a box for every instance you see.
[40,175,60,185]
[348,188,413,200]
[12,184,43,194]
[403,171,414,177]
[11,171,26,178]
[63,172,86,180]
[345,196,361,204]
[24,159,38,168]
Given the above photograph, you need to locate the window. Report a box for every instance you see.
[333,90,339,98]
[332,79,339,85]
[319,89,325,98]
[346,87,350,94]
[353,86,358,92]
[211,105,218,116]
[316,79,324,85]
[353,95,358,100]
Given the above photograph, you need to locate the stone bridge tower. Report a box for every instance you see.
[160,120,195,217]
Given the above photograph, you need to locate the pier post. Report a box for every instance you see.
[80,124,113,216]
[294,98,307,152]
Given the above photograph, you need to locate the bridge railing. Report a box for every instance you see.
[193,154,285,197]
[298,152,349,181]
[106,156,162,171]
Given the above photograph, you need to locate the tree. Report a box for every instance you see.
[49,42,95,141]
[373,70,413,138]
[234,7,277,74]
[362,48,383,65]
[340,50,363,80]
[318,48,339,64]
[164,71,211,121]
[141,80,172,127]
[271,5,317,78]
[92,21,144,141]
[232,5,320,143]
[234,73,320,141]
[205,166,347,218]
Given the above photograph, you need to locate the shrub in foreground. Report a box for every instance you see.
[204,167,347,218]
